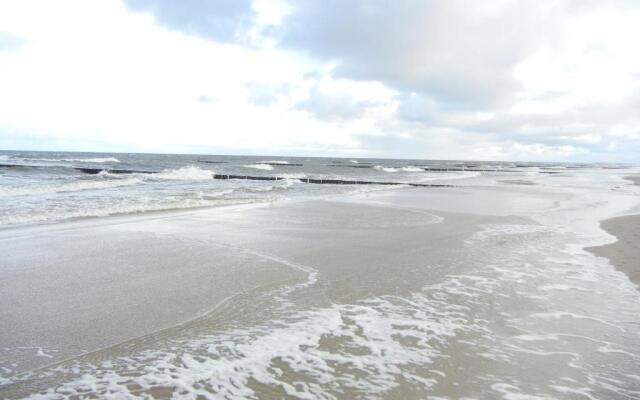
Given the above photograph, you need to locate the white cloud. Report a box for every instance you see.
[0,0,639,161]
[0,0,366,154]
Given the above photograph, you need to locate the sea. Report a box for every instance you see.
[0,150,537,228]
[1,150,640,399]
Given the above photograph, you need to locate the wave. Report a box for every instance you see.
[275,173,307,180]
[417,171,481,182]
[349,160,359,164]
[259,160,289,165]
[7,274,478,399]
[0,187,249,226]
[373,165,398,172]
[0,167,215,197]
[243,164,274,171]
[8,156,120,163]
[400,166,423,172]
[150,166,214,180]
[0,198,229,226]
[0,177,143,197]
[244,179,298,192]
[195,189,236,200]
[64,157,120,163]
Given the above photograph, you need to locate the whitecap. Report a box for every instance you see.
[63,157,120,163]
[373,165,398,172]
[243,164,274,171]
[400,166,423,172]
[275,173,307,180]
[151,166,214,180]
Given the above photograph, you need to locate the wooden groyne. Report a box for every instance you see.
[68,168,452,186]
[326,164,520,173]
[211,174,453,187]
[0,164,456,187]
[74,168,156,174]
[326,164,375,169]
[257,163,304,167]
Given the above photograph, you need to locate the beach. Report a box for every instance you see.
[587,214,640,287]
[587,176,640,287]
[1,154,640,399]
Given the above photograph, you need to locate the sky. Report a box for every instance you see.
[0,0,639,162]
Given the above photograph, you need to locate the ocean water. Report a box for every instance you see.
[0,150,530,227]
[1,151,640,399]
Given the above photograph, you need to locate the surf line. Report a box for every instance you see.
[211,174,454,187]
[69,167,455,187]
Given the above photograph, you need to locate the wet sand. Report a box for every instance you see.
[0,197,504,377]
[625,175,640,185]
[2,178,640,399]
[587,214,640,287]
[0,210,301,373]
[586,175,640,287]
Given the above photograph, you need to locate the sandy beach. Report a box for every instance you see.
[587,214,640,287]
[625,175,640,185]
[587,175,640,287]
[2,172,640,399]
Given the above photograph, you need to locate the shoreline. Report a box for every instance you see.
[586,174,640,287]
[624,175,640,185]
[587,213,640,288]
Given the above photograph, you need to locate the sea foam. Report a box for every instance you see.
[0,178,143,197]
[400,166,423,172]
[151,166,214,180]
[243,164,274,171]
[373,165,398,172]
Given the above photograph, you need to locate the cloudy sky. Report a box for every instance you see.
[1,0,639,161]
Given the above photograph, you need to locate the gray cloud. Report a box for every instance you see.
[245,82,290,106]
[276,1,640,161]
[469,96,639,144]
[393,94,640,158]
[295,85,380,121]
[396,93,439,123]
[123,0,254,42]
[279,0,565,110]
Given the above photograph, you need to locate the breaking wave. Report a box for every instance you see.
[0,178,143,197]
[275,173,307,180]
[400,166,423,172]
[243,164,274,171]
[373,165,398,172]
[150,166,214,181]
[63,157,120,163]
